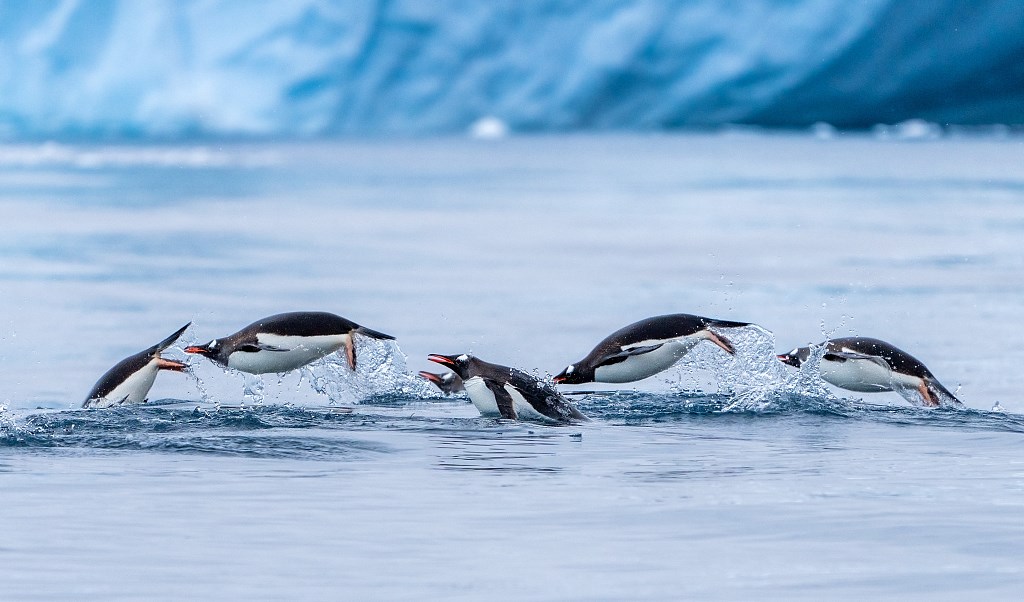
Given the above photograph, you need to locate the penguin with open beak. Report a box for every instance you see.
[418,371,465,395]
[185,311,393,374]
[777,336,963,408]
[427,354,586,423]
[84,322,191,408]
[554,313,750,385]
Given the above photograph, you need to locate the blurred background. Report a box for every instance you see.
[1,0,1023,140]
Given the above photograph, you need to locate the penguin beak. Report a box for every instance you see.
[156,357,188,372]
[777,354,797,367]
[418,371,444,385]
[427,354,458,369]
[553,373,567,384]
[184,344,213,357]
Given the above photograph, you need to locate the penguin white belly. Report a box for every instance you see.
[503,384,557,423]
[464,376,502,417]
[227,334,347,374]
[820,357,922,393]
[593,337,699,383]
[94,359,160,407]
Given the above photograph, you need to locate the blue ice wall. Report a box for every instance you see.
[1,0,1022,137]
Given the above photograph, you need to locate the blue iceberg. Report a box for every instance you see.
[0,0,1022,138]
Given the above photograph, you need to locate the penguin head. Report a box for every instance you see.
[777,346,811,368]
[426,353,475,379]
[418,370,464,394]
[553,362,592,385]
[185,339,225,364]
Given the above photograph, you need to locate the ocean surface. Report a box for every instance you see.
[2,133,1023,599]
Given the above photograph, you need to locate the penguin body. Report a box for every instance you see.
[84,323,190,408]
[185,311,393,375]
[427,354,586,423]
[555,313,750,384]
[778,337,962,407]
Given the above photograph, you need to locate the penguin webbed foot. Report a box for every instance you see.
[705,330,736,355]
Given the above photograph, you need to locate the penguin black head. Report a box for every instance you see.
[553,362,593,385]
[426,353,476,379]
[185,339,225,365]
[419,370,464,394]
[777,346,811,368]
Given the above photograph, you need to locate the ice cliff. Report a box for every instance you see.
[1,0,1022,138]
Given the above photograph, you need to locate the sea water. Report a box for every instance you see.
[1,134,1023,599]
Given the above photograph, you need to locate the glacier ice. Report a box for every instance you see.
[0,0,1022,138]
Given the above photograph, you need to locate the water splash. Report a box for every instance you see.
[242,373,266,405]
[298,336,437,404]
[676,325,837,411]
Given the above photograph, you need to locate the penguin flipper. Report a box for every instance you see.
[237,343,289,353]
[825,351,890,370]
[604,343,664,364]
[484,379,517,420]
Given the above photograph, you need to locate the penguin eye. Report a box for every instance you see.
[566,365,575,374]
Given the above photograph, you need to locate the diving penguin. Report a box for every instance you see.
[554,313,750,384]
[427,353,586,423]
[84,322,191,408]
[185,311,394,374]
[777,336,963,407]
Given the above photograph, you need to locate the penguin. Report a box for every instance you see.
[777,336,962,407]
[554,313,750,384]
[418,370,465,395]
[83,322,191,409]
[184,311,394,374]
[427,354,586,423]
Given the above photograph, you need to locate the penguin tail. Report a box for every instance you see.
[354,326,395,341]
[706,318,751,330]
[925,377,964,408]
[151,322,192,353]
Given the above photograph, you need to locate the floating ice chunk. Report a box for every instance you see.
[468,117,509,140]
[811,122,837,139]
[873,119,942,141]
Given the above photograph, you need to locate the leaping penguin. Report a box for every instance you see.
[185,311,394,374]
[419,370,465,395]
[84,322,191,408]
[554,313,750,384]
[777,336,963,408]
[427,354,586,423]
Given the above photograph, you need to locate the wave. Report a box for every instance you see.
[2,390,1020,458]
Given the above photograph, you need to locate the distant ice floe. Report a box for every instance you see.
[0,142,280,168]
[872,119,944,141]
[468,117,510,140]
